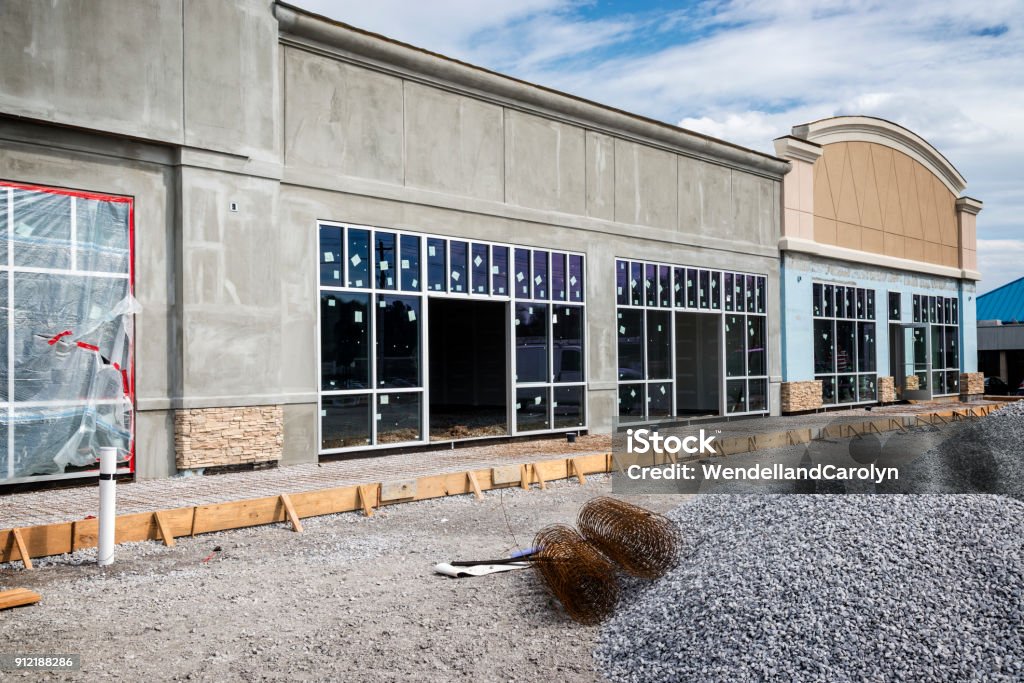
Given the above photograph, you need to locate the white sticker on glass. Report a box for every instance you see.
[327,299,336,307]
[516,272,525,282]
[380,261,389,271]
[354,311,362,323]
[534,396,542,405]
[619,325,626,334]
[333,269,340,280]
[408,310,416,322]
[351,254,362,267]
[380,395,389,405]
[534,275,542,285]
[570,276,577,286]
[428,245,436,257]
[411,279,418,288]
[324,252,334,263]
[492,265,499,274]
[401,259,410,269]
[451,271,460,281]
[474,255,483,267]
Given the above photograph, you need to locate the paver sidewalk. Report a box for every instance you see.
[0,401,995,529]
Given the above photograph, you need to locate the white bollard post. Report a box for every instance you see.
[97,446,118,567]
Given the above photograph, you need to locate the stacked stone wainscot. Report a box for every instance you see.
[174,405,283,470]
[780,380,823,413]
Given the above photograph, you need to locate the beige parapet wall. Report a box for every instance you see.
[0,405,997,566]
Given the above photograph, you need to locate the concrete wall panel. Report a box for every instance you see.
[184,0,280,161]
[586,131,615,221]
[677,155,733,238]
[614,140,677,230]
[0,0,184,143]
[504,110,585,214]
[404,83,504,201]
[283,47,404,183]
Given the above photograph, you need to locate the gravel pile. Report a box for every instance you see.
[596,494,1024,682]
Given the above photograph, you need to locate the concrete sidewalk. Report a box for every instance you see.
[0,401,996,529]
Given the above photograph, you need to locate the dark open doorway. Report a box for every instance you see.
[675,311,721,415]
[428,299,508,440]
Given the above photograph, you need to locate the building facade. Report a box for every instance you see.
[774,118,983,410]
[0,2,985,486]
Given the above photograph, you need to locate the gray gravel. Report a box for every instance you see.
[596,494,1024,683]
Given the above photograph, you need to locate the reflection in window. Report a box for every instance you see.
[617,309,643,380]
[347,228,370,288]
[400,235,420,291]
[375,231,396,290]
[648,382,672,416]
[726,315,745,377]
[748,379,767,412]
[516,387,549,431]
[471,243,489,294]
[515,303,548,383]
[631,262,643,306]
[450,240,468,293]
[726,380,746,413]
[427,238,446,292]
[675,267,686,308]
[553,306,583,383]
[658,265,671,308]
[747,316,765,376]
[616,260,629,305]
[551,252,567,301]
[377,392,421,444]
[319,225,343,286]
[569,254,584,302]
[645,263,657,307]
[814,320,834,374]
[492,246,509,295]
[322,395,371,448]
[836,321,856,372]
[320,293,370,390]
[515,248,530,298]
[533,251,548,299]
[646,311,671,379]
[376,295,420,388]
[554,385,584,428]
[618,383,644,419]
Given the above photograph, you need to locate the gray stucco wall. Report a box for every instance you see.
[0,0,786,477]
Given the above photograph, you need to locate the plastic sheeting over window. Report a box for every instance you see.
[0,182,136,483]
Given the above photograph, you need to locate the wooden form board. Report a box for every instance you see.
[0,587,41,610]
[0,405,996,564]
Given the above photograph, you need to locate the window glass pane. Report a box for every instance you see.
[946,326,959,369]
[644,263,657,306]
[675,267,687,308]
[912,295,921,322]
[748,379,767,412]
[858,375,876,402]
[471,243,489,294]
[319,225,343,286]
[687,269,698,308]
[951,299,958,324]
[13,190,71,269]
[726,379,746,413]
[836,320,856,372]
[618,383,644,419]
[745,275,755,313]
[933,370,946,395]
[928,296,937,323]
[427,238,446,292]
[747,316,765,376]
[844,287,855,319]
[400,235,420,291]
[374,231,396,290]
[321,395,371,449]
[946,370,959,394]
[813,283,823,317]
[646,311,671,379]
[616,260,629,305]
[551,252,567,301]
[516,387,549,432]
[533,250,549,299]
[554,385,585,429]
[858,322,876,372]
[823,284,834,317]
[837,375,857,403]
[725,315,745,377]
[658,265,671,308]
[856,288,866,319]
[492,246,509,295]
[814,319,834,374]
[724,273,734,311]
[699,271,711,309]
[756,277,765,314]
[450,240,468,293]
[630,262,643,306]
[617,309,644,380]
[320,292,370,390]
[648,382,672,417]
[931,325,943,371]
[376,295,420,388]
[889,292,901,321]
[819,375,836,404]
[711,271,721,310]
[553,306,583,383]
[347,228,370,288]
[944,298,952,325]
[515,303,548,383]
[866,289,875,320]
[76,197,130,273]
[514,248,530,298]
[377,392,421,444]
[569,254,584,302]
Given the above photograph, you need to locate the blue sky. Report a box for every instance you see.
[295,0,1024,294]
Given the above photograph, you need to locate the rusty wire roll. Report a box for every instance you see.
[577,497,681,579]
[532,524,619,625]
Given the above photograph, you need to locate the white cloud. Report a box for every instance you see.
[294,0,1024,294]
[977,239,1024,293]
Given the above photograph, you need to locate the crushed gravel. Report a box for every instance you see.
[596,494,1024,683]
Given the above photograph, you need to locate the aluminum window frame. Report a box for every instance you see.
[812,282,878,405]
[316,221,588,455]
[911,293,961,396]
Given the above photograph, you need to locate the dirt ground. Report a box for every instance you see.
[0,475,681,682]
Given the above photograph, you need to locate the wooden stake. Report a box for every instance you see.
[279,494,303,533]
[357,485,374,517]
[532,464,547,490]
[569,458,586,485]
[519,465,530,490]
[11,529,32,570]
[466,471,483,501]
[153,511,175,547]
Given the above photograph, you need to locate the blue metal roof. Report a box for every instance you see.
[977,276,1024,322]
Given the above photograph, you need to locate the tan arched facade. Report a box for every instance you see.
[775,116,981,280]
